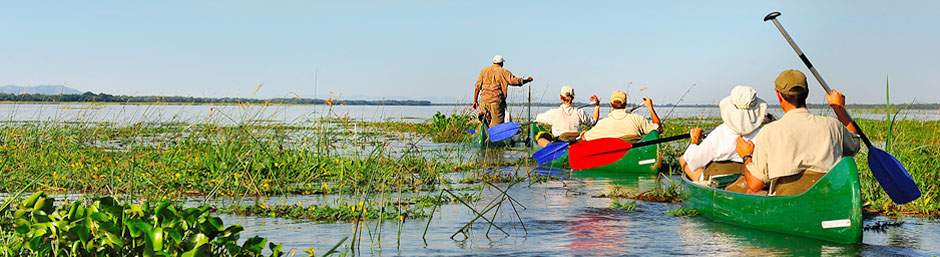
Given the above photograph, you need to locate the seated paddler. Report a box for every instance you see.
[731,69,860,196]
[679,85,768,183]
[581,90,661,143]
[534,86,599,147]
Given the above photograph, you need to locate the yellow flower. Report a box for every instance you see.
[299,202,303,207]
[175,173,181,179]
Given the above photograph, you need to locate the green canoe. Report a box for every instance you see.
[680,156,863,244]
[470,123,512,148]
[574,130,662,174]
[530,124,660,174]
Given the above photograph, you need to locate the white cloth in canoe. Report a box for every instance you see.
[681,123,760,172]
[535,104,596,136]
[582,109,659,141]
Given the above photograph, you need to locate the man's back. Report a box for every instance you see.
[747,108,861,182]
[582,109,658,141]
[475,64,522,103]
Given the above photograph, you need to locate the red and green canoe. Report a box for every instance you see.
[530,124,661,174]
[680,156,863,244]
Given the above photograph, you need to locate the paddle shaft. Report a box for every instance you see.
[764,12,873,148]
[579,130,711,157]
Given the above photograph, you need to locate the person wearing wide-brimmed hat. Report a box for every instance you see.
[533,86,600,147]
[679,85,769,183]
[732,69,860,196]
[581,90,662,142]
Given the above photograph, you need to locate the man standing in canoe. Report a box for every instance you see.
[581,90,662,143]
[471,55,534,128]
[733,69,860,196]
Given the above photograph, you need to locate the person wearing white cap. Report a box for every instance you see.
[472,55,534,128]
[533,86,600,147]
[680,85,770,183]
[582,90,662,142]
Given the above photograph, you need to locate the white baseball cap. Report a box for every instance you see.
[560,86,575,97]
[493,55,504,64]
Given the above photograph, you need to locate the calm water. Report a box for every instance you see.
[5,103,939,256]
[208,168,940,256]
[0,103,936,125]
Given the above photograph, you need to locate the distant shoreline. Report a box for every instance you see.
[0,93,937,109]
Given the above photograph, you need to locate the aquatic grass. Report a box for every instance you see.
[218,201,431,222]
[667,207,700,217]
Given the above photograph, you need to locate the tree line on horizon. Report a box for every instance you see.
[0,92,432,106]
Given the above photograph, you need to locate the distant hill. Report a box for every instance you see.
[0,85,84,95]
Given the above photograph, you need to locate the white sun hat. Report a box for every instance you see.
[719,85,768,135]
[493,55,504,64]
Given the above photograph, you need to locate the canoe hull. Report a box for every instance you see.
[680,157,863,244]
[574,131,661,174]
[530,124,569,169]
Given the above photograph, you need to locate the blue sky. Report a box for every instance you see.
[1,1,938,104]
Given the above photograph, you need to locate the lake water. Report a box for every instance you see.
[0,103,937,125]
[208,168,940,256]
[5,103,939,256]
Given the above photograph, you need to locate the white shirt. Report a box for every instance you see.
[535,104,596,136]
[681,123,760,172]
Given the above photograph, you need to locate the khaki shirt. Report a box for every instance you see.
[474,64,524,104]
[746,108,861,183]
[582,109,659,141]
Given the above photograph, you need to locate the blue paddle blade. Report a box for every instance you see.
[464,129,476,134]
[868,146,921,204]
[533,142,569,165]
[487,122,521,142]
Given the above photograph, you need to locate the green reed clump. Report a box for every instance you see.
[854,118,940,216]
[0,116,468,201]
[219,201,429,222]
[0,192,283,256]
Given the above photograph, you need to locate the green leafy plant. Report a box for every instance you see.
[609,201,637,211]
[0,192,283,256]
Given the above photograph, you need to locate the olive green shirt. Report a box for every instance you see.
[746,108,861,183]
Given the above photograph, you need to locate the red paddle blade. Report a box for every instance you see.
[568,137,632,170]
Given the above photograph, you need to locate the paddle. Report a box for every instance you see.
[486,103,608,142]
[533,142,570,165]
[765,12,921,204]
[569,133,701,170]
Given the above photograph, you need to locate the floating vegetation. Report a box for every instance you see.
[0,192,284,256]
[667,208,700,217]
[864,220,905,232]
[609,201,637,211]
[219,201,429,222]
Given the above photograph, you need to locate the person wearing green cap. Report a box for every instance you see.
[729,69,860,196]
